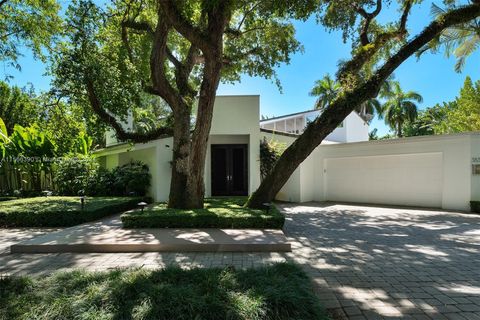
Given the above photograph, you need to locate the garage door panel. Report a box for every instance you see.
[325,153,443,207]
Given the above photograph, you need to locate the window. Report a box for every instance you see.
[473,164,480,175]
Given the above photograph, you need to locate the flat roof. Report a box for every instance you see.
[320,131,480,148]
[260,110,317,122]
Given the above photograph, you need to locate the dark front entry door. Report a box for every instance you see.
[211,144,248,196]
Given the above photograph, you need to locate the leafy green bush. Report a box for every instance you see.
[111,161,151,196]
[54,155,99,196]
[0,196,151,227]
[260,137,286,180]
[54,158,151,197]
[0,263,328,320]
[122,197,285,229]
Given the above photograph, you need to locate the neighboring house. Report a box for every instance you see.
[96,95,480,211]
[260,109,369,143]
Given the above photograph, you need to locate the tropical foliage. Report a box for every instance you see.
[0,118,93,194]
[259,137,286,180]
[309,73,388,121]
[54,159,151,197]
[420,4,480,73]
[381,81,423,137]
[434,76,480,134]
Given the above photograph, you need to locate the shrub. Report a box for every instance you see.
[470,201,480,213]
[122,197,285,229]
[54,158,151,197]
[86,167,115,196]
[110,161,151,196]
[0,197,16,202]
[54,155,99,196]
[0,196,151,227]
[260,137,286,180]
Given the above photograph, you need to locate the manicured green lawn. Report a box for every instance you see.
[0,196,149,227]
[121,197,285,229]
[0,263,328,320]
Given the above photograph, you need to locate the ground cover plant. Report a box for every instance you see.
[0,263,328,320]
[121,197,284,229]
[0,196,149,227]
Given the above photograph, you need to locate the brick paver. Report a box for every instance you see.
[1,202,480,319]
[280,202,480,319]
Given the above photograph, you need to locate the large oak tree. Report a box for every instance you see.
[246,0,480,208]
[53,0,315,208]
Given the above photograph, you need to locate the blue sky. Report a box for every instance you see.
[2,1,479,136]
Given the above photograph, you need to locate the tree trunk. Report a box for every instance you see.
[245,3,480,208]
[167,58,223,209]
[168,106,198,208]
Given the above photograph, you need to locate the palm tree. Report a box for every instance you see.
[309,74,340,111]
[381,81,423,137]
[421,4,480,72]
[309,74,390,121]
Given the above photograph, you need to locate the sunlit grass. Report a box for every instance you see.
[0,196,146,227]
[0,263,328,320]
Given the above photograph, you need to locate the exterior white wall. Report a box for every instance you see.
[471,135,480,202]
[207,95,261,196]
[345,112,370,142]
[274,134,474,211]
[98,95,260,202]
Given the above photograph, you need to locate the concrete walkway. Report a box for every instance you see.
[1,202,480,319]
[10,214,290,253]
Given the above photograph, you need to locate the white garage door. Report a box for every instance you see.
[324,153,443,207]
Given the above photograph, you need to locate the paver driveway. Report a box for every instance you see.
[1,202,480,319]
[279,202,480,319]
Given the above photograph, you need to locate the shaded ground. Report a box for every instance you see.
[1,202,480,319]
[280,202,480,319]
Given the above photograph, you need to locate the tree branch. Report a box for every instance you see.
[149,12,184,113]
[399,1,413,34]
[85,78,172,143]
[159,0,208,51]
[121,20,153,34]
[356,0,382,45]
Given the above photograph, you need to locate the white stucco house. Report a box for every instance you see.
[96,95,480,211]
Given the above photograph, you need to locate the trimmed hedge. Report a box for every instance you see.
[122,197,285,229]
[0,197,17,202]
[470,201,480,213]
[0,196,151,227]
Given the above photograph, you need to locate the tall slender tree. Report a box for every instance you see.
[381,81,422,137]
[309,74,340,110]
[310,73,390,120]
[246,1,480,208]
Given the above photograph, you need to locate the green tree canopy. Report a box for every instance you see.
[0,0,61,69]
[0,81,38,134]
[435,76,480,133]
